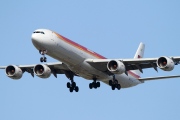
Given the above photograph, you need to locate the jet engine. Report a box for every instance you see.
[5,65,23,80]
[107,60,126,74]
[157,56,174,71]
[34,64,51,78]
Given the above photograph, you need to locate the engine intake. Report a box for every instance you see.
[34,64,51,78]
[157,56,174,71]
[5,65,23,79]
[107,60,125,74]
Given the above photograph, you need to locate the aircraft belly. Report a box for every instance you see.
[115,74,141,88]
[68,60,111,80]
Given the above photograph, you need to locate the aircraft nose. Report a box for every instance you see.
[31,32,43,49]
[31,29,49,50]
[31,33,39,43]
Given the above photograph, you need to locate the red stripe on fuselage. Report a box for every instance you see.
[128,71,140,79]
[55,33,106,59]
[54,32,140,79]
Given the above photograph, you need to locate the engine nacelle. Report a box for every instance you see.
[157,56,174,71]
[5,65,23,80]
[34,64,51,78]
[107,60,126,74]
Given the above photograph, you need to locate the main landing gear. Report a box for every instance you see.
[67,80,79,92]
[89,78,101,89]
[65,71,79,93]
[39,50,47,62]
[109,75,121,90]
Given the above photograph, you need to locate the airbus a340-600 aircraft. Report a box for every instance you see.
[1,29,180,92]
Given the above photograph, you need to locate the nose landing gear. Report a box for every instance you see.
[39,50,47,62]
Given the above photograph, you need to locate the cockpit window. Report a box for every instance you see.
[33,31,45,34]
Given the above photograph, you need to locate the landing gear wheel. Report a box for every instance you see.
[39,50,47,62]
[44,57,47,62]
[40,57,44,62]
[109,80,112,86]
[110,75,121,91]
[93,82,97,89]
[72,82,76,88]
[117,84,121,90]
[89,78,101,89]
[111,85,115,90]
[67,82,71,88]
[75,86,79,92]
[69,87,73,92]
[97,82,100,88]
[65,71,79,93]
[89,83,93,89]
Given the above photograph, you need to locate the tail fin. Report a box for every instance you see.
[131,42,145,77]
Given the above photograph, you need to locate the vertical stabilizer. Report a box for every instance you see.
[131,42,145,77]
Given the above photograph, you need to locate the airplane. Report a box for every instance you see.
[1,29,180,93]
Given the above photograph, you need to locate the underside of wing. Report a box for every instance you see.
[86,58,158,75]
[0,62,76,79]
[86,56,180,75]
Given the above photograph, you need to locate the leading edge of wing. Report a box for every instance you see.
[0,62,70,70]
[138,75,180,81]
[86,57,180,74]
[86,56,180,64]
[86,58,158,63]
[0,66,6,69]
[85,58,159,72]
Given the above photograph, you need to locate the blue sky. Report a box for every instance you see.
[0,0,180,120]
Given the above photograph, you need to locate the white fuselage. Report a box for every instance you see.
[32,29,142,88]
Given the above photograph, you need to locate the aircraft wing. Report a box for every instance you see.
[0,62,74,78]
[138,75,180,81]
[85,56,180,74]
